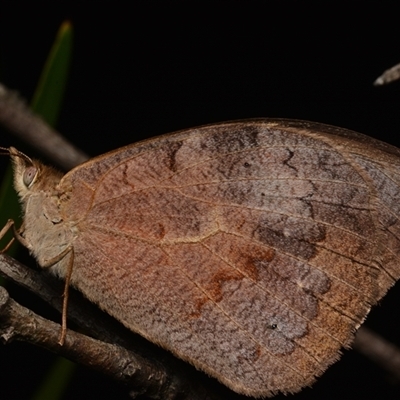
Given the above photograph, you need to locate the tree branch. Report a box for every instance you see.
[353,325,400,381]
[374,62,400,86]
[0,83,88,170]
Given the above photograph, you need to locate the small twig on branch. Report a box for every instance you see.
[353,326,400,381]
[374,62,400,86]
[0,83,88,170]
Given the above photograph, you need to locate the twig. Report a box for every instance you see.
[374,62,400,86]
[353,326,400,381]
[0,83,88,170]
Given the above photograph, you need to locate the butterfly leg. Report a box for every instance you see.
[59,247,74,346]
[0,219,35,254]
[39,245,74,346]
[0,219,16,252]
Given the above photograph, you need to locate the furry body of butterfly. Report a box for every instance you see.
[6,119,400,397]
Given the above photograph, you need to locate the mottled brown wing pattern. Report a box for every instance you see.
[58,120,400,396]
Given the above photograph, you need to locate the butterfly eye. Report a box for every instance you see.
[23,166,38,188]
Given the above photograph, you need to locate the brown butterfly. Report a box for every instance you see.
[2,118,400,397]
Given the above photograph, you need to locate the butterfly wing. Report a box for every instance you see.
[58,119,400,396]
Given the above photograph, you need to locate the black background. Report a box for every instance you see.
[1,2,400,399]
